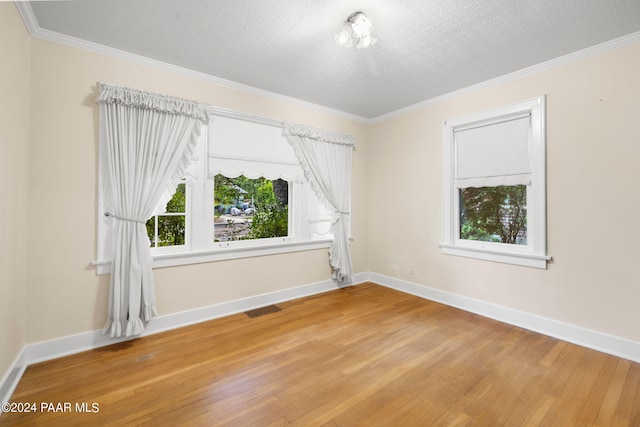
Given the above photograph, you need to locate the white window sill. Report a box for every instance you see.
[439,243,550,269]
[93,239,332,275]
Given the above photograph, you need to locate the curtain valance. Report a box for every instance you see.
[284,123,355,147]
[97,83,209,122]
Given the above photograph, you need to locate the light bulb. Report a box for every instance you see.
[350,13,372,38]
[334,28,351,46]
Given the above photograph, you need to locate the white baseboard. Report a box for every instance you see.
[26,273,367,366]
[3,270,639,408]
[0,349,26,412]
[368,272,640,364]
[0,272,368,406]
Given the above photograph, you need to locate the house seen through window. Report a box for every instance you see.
[213,175,289,242]
[146,175,291,248]
[459,185,527,245]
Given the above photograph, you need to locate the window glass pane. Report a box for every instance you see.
[146,183,187,247]
[459,185,527,245]
[165,183,186,213]
[156,215,186,246]
[145,217,156,246]
[214,174,288,242]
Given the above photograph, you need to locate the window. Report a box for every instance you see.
[440,96,549,268]
[95,113,334,274]
[213,175,289,242]
[146,181,188,252]
[459,185,527,245]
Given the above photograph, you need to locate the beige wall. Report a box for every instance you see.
[0,4,30,380]
[25,38,369,343]
[368,42,640,342]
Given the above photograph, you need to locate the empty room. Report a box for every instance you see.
[1,0,640,425]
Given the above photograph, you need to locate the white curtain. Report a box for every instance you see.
[283,122,355,282]
[98,83,208,337]
[208,115,303,181]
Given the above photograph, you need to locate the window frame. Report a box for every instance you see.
[95,119,336,275]
[440,96,550,269]
[147,180,189,254]
[458,184,529,245]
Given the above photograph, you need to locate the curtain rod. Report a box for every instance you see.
[204,105,284,129]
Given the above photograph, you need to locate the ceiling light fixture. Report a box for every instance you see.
[334,11,377,49]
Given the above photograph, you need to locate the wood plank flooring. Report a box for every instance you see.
[2,283,639,426]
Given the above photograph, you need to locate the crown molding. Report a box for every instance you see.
[13,2,370,125]
[370,30,640,123]
[14,2,640,126]
[13,1,38,34]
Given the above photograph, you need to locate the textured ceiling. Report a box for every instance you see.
[25,0,640,119]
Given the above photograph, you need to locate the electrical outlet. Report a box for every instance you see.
[409,264,415,275]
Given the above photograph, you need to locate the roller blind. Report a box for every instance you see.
[208,116,302,181]
[454,114,531,188]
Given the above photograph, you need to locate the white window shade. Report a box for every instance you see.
[208,116,302,181]
[455,114,531,188]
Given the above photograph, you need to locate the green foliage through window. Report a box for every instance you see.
[214,175,288,242]
[146,183,186,247]
[459,185,527,245]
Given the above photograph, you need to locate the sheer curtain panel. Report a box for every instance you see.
[283,123,355,282]
[98,83,208,337]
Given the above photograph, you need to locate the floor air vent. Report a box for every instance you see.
[245,305,282,318]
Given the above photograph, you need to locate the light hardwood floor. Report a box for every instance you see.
[2,283,639,426]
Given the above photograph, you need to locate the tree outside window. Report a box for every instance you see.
[146,182,186,247]
[214,175,288,242]
[459,185,527,245]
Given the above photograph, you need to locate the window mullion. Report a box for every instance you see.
[153,216,158,248]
